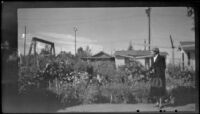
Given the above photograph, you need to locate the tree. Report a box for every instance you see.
[77,47,86,58]
[187,7,194,18]
[56,51,75,64]
[40,44,51,55]
[187,7,194,31]
[85,45,92,57]
[76,46,92,58]
[127,41,133,50]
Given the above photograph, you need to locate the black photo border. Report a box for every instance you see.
[1,1,199,114]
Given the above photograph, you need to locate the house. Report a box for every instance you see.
[81,51,115,62]
[81,51,116,70]
[178,41,195,70]
[114,50,168,69]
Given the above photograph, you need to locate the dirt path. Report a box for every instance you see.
[58,103,196,112]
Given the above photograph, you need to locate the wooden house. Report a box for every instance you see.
[114,50,168,69]
[178,41,195,70]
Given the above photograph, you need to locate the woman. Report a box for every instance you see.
[149,47,166,109]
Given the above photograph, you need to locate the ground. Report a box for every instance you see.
[57,103,196,112]
[2,83,198,113]
[2,83,64,113]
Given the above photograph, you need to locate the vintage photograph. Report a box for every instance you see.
[2,3,198,113]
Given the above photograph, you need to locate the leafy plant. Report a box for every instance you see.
[166,64,196,105]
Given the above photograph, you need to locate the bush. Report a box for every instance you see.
[18,65,40,94]
[52,59,151,105]
[80,85,100,104]
[18,52,167,106]
[58,83,81,106]
[92,61,116,81]
[55,77,102,105]
[166,64,195,87]
[166,64,196,105]
[74,60,88,72]
[166,86,197,106]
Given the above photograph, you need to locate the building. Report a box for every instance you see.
[114,50,168,69]
[178,41,195,70]
[81,51,115,62]
[81,51,116,70]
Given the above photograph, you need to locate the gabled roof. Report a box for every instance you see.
[81,51,114,60]
[114,50,168,58]
[115,50,151,57]
[92,51,113,58]
[179,41,195,51]
[180,41,195,46]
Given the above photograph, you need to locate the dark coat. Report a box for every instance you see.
[149,54,166,97]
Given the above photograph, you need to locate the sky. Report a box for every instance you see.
[17,7,194,63]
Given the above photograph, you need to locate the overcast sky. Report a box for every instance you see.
[18,7,194,62]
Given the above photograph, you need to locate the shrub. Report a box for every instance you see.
[80,85,100,104]
[166,64,196,105]
[56,77,102,106]
[18,52,163,106]
[74,60,88,72]
[18,65,40,94]
[167,86,197,105]
[166,64,195,87]
[59,83,81,106]
[92,61,116,81]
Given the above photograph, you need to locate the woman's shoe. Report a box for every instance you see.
[159,104,163,109]
[154,102,159,107]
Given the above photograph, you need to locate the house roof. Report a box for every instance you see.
[179,41,195,51]
[114,50,168,58]
[115,50,151,57]
[180,41,195,46]
[92,51,113,58]
[81,51,114,60]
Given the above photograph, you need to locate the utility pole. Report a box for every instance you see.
[146,7,151,51]
[146,7,152,69]
[144,39,146,50]
[74,27,78,55]
[23,26,27,56]
[170,35,175,67]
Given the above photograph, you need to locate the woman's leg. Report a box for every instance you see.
[159,97,162,108]
[154,97,159,107]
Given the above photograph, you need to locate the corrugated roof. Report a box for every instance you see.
[180,41,195,46]
[182,46,195,51]
[179,41,195,51]
[114,50,168,58]
[115,50,150,56]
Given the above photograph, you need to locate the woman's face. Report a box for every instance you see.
[152,51,157,56]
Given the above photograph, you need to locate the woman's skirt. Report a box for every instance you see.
[149,77,166,97]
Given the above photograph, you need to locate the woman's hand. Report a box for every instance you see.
[149,69,155,74]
